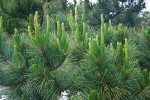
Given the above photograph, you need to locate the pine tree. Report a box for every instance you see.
[0,2,150,100]
[139,27,150,70]
[0,0,69,34]
[84,0,145,26]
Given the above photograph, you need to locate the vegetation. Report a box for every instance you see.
[0,0,147,34]
[85,0,145,26]
[0,0,68,33]
[0,0,150,100]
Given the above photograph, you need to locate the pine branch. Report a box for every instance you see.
[0,53,11,66]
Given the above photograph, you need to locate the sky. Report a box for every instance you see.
[68,0,150,12]
[145,0,150,11]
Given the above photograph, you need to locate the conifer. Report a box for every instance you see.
[13,45,25,68]
[28,14,33,27]
[69,10,75,32]
[0,3,150,99]
[34,11,40,40]
[82,2,85,22]
[75,6,78,23]
[117,42,123,66]
[0,16,2,34]
[46,15,50,37]
[57,20,61,36]
[0,16,2,47]
[100,24,105,61]
[28,26,32,38]
[124,38,129,69]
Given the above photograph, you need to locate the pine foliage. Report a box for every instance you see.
[0,1,150,100]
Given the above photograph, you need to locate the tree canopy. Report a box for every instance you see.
[84,0,145,26]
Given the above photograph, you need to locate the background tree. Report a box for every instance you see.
[0,0,43,33]
[84,0,145,26]
[0,0,69,34]
[140,11,150,27]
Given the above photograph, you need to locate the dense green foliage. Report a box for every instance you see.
[0,1,150,100]
[0,0,68,33]
[0,0,146,34]
[85,0,145,26]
